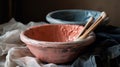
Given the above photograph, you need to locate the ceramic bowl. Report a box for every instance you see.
[46,9,109,25]
[20,24,95,64]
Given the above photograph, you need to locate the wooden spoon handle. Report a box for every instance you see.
[78,17,94,37]
[79,11,107,39]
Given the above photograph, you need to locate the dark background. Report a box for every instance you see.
[0,0,120,26]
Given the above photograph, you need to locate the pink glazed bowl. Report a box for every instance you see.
[20,24,95,64]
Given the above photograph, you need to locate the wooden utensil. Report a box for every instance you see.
[78,17,94,37]
[78,11,107,39]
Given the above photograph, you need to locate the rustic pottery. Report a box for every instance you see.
[46,9,109,25]
[20,24,95,64]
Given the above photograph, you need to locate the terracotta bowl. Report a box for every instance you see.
[20,24,95,64]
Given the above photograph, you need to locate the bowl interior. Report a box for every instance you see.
[47,10,102,24]
[24,24,84,42]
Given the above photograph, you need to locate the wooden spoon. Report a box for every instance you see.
[78,11,107,39]
[78,17,94,37]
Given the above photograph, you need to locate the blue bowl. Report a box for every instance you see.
[46,9,109,25]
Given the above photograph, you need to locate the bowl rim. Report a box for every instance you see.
[46,9,101,24]
[20,24,95,47]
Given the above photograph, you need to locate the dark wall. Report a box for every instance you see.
[0,0,120,26]
[14,0,86,23]
[0,0,11,23]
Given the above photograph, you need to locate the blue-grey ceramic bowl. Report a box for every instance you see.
[46,9,109,25]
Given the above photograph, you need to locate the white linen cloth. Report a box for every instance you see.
[0,18,70,67]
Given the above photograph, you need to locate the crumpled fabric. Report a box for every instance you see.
[0,18,120,67]
[0,18,51,67]
[5,47,59,67]
[79,25,120,67]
